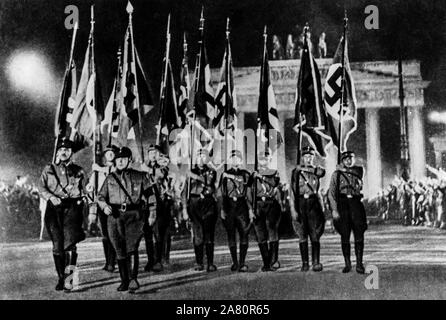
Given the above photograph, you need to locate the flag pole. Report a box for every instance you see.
[255,25,268,218]
[337,11,348,165]
[224,17,230,173]
[296,23,309,166]
[53,22,78,164]
[109,47,122,147]
[156,13,172,147]
[90,4,100,200]
[398,56,410,181]
[188,8,204,199]
[127,2,145,163]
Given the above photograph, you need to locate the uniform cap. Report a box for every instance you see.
[258,148,272,161]
[103,145,119,155]
[230,149,243,159]
[56,137,74,150]
[302,146,315,156]
[115,147,132,159]
[147,144,162,152]
[341,150,355,161]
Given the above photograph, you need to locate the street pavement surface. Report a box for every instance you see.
[1,224,446,300]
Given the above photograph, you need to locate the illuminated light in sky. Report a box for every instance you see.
[427,111,446,124]
[6,50,57,101]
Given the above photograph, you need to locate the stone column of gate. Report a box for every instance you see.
[407,105,426,179]
[236,111,246,166]
[365,107,382,199]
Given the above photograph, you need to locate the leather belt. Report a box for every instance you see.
[229,197,244,202]
[256,197,274,202]
[340,194,362,199]
[110,203,140,212]
[299,194,316,199]
[60,197,83,205]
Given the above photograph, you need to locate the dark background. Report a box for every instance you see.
[0,0,445,183]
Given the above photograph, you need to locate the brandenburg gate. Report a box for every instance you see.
[210,59,430,198]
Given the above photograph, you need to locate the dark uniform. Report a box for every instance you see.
[98,147,157,292]
[40,138,86,291]
[142,155,158,272]
[144,152,174,271]
[218,150,253,272]
[328,151,367,274]
[88,145,118,273]
[183,149,218,272]
[290,147,325,272]
[252,163,282,271]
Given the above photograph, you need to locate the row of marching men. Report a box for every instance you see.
[40,137,368,293]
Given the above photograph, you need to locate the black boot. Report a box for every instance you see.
[64,251,77,291]
[355,240,365,274]
[164,236,171,265]
[229,245,238,271]
[117,259,129,291]
[128,253,140,292]
[102,239,109,271]
[269,241,280,270]
[53,254,65,291]
[205,243,217,272]
[152,241,163,272]
[311,241,323,272]
[258,242,271,272]
[238,243,249,272]
[107,244,116,272]
[299,241,309,272]
[194,244,204,271]
[144,235,155,272]
[341,242,352,273]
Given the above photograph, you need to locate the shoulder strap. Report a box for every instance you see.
[50,164,68,196]
[111,172,135,205]
[298,170,316,194]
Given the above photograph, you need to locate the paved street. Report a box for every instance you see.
[1,224,446,300]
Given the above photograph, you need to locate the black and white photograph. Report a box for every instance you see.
[1,0,446,303]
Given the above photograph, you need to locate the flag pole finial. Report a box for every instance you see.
[167,13,171,36]
[126,1,134,15]
[199,6,205,31]
[183,32,188,52]
[263,25,268,43]
[90,4,95,25]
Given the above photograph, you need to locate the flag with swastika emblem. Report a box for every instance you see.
[323,36,357,152]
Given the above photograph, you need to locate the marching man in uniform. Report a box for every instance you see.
[97,147,157,292]
[328,150,367,274]
[290,146,325,272]
[251,150,283,271]
[219,150,254,272]
[141,144,159,272]
[40,137,86,291]
[155,152,176,267]
[182,148,218,272]
[87,145,118,272]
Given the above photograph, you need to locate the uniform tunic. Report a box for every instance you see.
[98,169,154,259]
[328,166,367,240]
[40,162,86,255]
[183,165,218,246]
[145,161,175,262]
[252,168,282,243]
[290,165,325,242]
[88,166,115,240]
[218,168,253,246]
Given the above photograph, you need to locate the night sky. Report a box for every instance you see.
[0,0,445,183]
